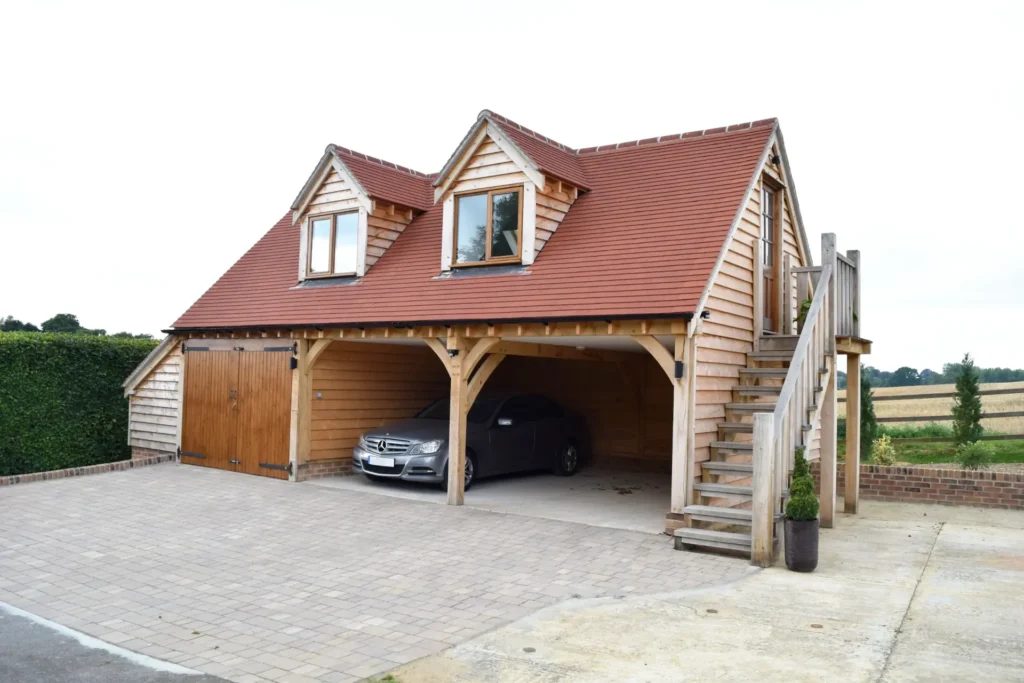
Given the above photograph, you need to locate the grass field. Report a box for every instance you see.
[837,381,1024,464]
[838,380,1024,435]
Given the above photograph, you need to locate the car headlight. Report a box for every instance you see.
[408,439,444,455]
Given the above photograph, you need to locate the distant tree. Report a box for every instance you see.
[1,316,40,332]
[889,366,921,387]
[837,370,847,390]
[860,370,878,461]
[919,368,940,384]
[111,331,154,340]
[951,353,983,445]
[41,313,82,333]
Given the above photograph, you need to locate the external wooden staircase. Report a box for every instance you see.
[675,335,816,554]
[673,234,853,564]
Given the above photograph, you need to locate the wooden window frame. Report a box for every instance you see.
[306,210,359,278]
[451,185,525,267]
[759,176,785,332]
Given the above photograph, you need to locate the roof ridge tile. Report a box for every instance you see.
[333,144,432,179]
[481,110,579,156]
[576,117,777,155]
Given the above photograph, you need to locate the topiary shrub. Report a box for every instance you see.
[792,446,809,479]
[786,493,820,521]
[870,434,897,466]
[0,332,157,476]
[954,441,992,470]
[785,447,819,521]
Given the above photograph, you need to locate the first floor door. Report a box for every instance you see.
[180,347,293,479]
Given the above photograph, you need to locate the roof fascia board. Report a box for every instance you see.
[688,127,778,337]
[432,123,489,203]
[328,154,373,212]
[774,127,813,267]
[291,146,372,224]
[432,118,545,203]
[122,335,176,395]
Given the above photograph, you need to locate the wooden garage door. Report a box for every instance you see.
[181,347,292,479]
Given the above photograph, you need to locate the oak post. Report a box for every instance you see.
[446,333,468,505]
[669,334,691,514]
[289,340,310,481]
[751,413,775,567]
[845,355,861,514]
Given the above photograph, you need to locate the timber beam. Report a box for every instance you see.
[836,336,872,356]
[179,318,690,342]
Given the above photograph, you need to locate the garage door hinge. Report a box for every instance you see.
[259,462,292,474]
[674,360,685,380]
[289,357,298,370]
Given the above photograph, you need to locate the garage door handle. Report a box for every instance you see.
[228,389,238,400]
[229,459,241,465]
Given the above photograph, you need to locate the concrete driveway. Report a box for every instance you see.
[0,463,750,683]
[393,501,1024,682]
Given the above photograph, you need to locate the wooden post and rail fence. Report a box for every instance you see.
[838,385,1024,442]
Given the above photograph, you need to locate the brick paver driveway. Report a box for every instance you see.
[0,464,752,682]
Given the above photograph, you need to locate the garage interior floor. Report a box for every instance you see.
[310,467,672,534]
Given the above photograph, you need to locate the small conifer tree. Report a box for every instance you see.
[860,369,877,461]
[952,353,983,445]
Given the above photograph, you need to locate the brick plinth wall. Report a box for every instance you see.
[296,458,354,482]
[132,446,174,459]
[1,454,175,487]
[811,461,1024,510]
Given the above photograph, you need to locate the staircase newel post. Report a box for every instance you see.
[820,233,839,527]
[751,412,775,567]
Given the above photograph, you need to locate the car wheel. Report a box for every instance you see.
[554,441,580,476]
[441,453,476,491]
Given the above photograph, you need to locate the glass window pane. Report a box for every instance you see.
[490,191,519,258]
[334,213,358,274]
[309,218,331,273]
[456,194,487,264]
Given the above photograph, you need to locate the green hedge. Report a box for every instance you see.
[0,332,158,476]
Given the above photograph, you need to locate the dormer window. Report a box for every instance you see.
[307,211,359,277]
[453,186,523,265]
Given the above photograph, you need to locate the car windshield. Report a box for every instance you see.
[417,396,503,424]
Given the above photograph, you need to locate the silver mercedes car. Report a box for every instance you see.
[352,392,589,490]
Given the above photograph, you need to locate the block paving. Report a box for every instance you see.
[0,464,752,682]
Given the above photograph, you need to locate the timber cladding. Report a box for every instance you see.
[308,342,450,464]
[128,345,182,455]
[486,355,672,468]
[305,342,674,470]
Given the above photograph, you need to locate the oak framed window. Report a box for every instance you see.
[307,211,359,277]
[452,185,523,266]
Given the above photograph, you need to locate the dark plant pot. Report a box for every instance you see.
[784,519,819,572]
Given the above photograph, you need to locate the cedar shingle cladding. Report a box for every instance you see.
[173,117,776,329]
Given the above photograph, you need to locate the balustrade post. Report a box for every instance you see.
[849,250,861,338]
[751,413,775,567]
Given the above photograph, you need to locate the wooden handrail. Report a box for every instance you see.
[772,264,833,435]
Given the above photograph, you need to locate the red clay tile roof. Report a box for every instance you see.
[172,117,777,330]
[485,112,590,190]
[333,146,433,211]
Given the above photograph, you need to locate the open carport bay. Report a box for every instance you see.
[306,338,677,532]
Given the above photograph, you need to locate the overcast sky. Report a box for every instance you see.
[1,1,1021,372]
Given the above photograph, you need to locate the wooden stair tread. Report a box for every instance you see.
[683,504,753,520]
[735,386,782,395]
[718,422,754,433]
[694,482,752,497]
[709,441,753,451]
[674,527,752,550]
[726,402,776,412]
[738,368,788,377]
[701,461,753,473]
[748,350,794,359]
